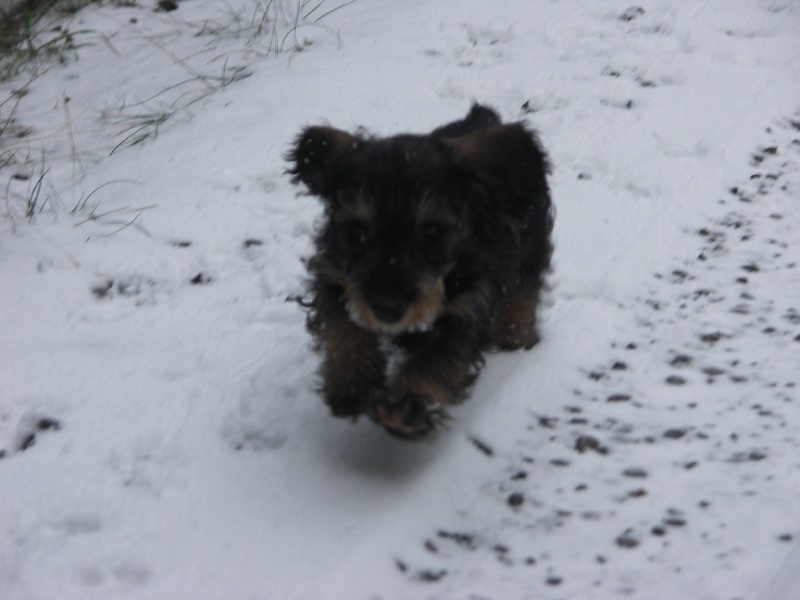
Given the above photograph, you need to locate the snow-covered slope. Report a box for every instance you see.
[1,1,799,598]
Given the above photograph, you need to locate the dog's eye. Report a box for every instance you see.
[421,221,447,241]
[346,221,369,245]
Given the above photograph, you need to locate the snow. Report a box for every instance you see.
[1,0,799,598]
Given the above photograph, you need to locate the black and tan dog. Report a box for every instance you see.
[287,104,553,439]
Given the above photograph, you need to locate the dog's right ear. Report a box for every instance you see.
[286,126,358,197]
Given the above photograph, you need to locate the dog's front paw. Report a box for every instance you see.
[323,392,364,419]
[365,388,445,440]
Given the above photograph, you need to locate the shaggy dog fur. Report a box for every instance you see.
[287,104,553,439]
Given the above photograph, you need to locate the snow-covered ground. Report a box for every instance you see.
[1,1,799,598]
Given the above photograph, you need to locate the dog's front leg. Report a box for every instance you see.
[315,310,386,418]
[368,318,483,438]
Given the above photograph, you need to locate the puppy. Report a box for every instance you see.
[287,104,553,439]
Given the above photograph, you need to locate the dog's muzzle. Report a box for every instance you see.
[368,296,409,325]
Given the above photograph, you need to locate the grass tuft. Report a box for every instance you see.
[26,165,50,220]
[109,106,175,155]
[1,0,98,82]
[1,0,356,222]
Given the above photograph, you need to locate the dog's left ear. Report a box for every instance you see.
[448,123,550,188]
[286,126,358,197]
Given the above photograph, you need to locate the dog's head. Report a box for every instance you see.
[287,121,533,334]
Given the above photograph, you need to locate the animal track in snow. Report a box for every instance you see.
[427,22,515,69]
[397,113,800,596]
[0,412,62,459]
[91,275,160,303]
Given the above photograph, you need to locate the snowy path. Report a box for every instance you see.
[1,1,799,599]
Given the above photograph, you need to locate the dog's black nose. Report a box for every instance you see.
[369,298,408,324]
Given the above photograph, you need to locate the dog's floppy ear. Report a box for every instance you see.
[286,126,358,197]
[448,123,550,182]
